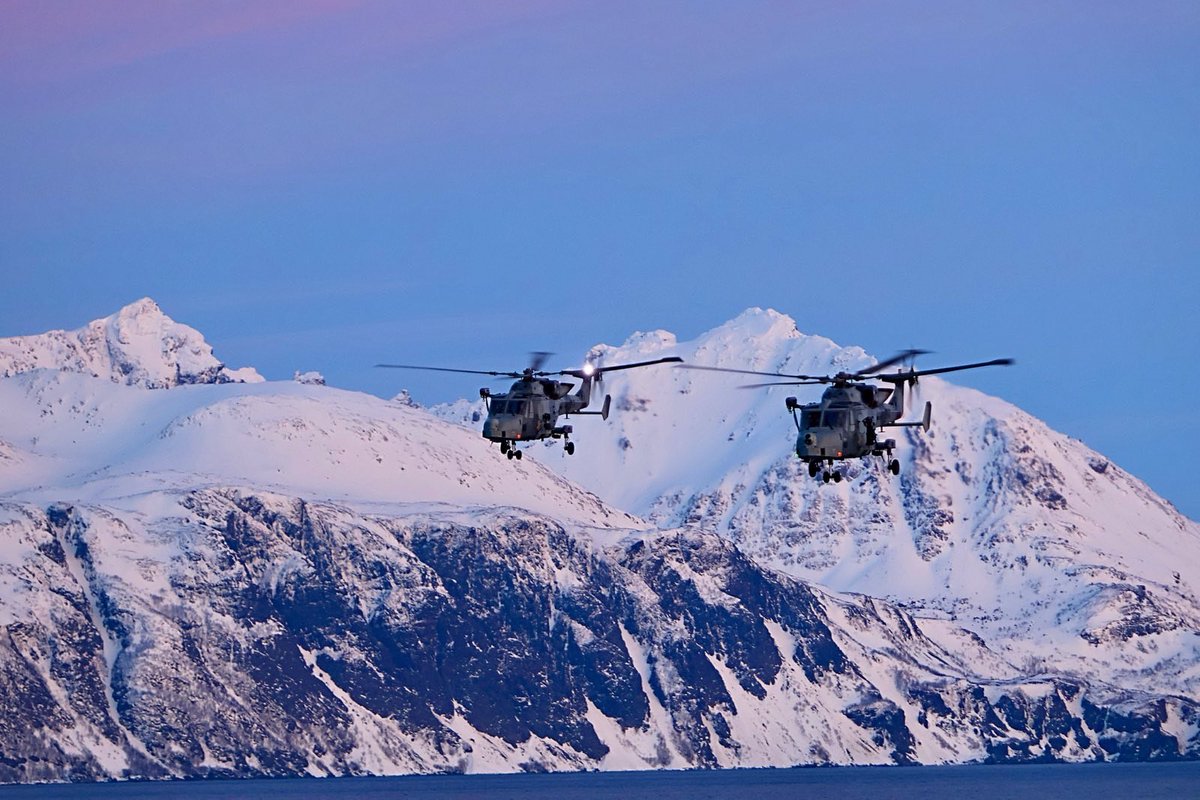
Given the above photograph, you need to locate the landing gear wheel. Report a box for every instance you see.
[822,471,831,484]
[565,442,575,455]
[889,459,900,475]
[506,450,514,460]
[514,450,523,460]
[807,461,819,478]
[832,471,842,483]
[500,441,510,454]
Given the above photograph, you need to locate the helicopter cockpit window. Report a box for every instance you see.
[822,410,848,428]
[510,400,529,416]
[801,410,821,429]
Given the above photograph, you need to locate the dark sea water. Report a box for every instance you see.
[1,763,1197,800]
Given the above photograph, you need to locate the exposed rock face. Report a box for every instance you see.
[0,298,262,388]
[294,371,326,386]
[0,492,1194,782]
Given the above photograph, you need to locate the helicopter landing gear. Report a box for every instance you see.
[500,441,510,455]
[814,462,843,484]
[871,439,901,477]
[551,425,576,455]
[883,440,900,476]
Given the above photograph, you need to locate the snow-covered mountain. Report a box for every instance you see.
[0,302,1196,782]
[433,309,1200,699]
[0,298,262,388]
[3,492,1193,781]
[0,369,629,529]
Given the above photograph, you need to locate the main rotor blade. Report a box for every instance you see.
[738,380,828,389]
[596,356,684,373]
[561,356,683,377]
[854,349,931,377]
[676,364,828,381]
[877,358,1014,382]
[529,351,553,372]
[375,363,521,378]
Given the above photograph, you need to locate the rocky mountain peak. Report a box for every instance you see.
[0,298,263,389]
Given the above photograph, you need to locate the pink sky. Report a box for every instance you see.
[0,1,570,87]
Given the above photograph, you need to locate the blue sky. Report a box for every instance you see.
[1,2,1197,518]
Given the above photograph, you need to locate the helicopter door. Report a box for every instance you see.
[848,409,867,449]
[531,399,550,432]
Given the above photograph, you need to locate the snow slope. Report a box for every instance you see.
[0,370,630,529]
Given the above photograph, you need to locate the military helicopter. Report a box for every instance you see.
[683,350,1012,482]
[378,352,682,460]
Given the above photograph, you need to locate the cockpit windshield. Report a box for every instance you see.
[800,408,848,428]
[490,399,526,416]
[823,409,847,428]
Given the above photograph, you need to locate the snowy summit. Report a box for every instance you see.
[0,298,263,388]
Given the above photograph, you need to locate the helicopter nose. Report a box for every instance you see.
[797,429,833,457]
[484,414,521,438]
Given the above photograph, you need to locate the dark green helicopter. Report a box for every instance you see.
[684,350,1012,482]
[378,353,682,460]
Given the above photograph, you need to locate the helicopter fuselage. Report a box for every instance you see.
[480,374,611,459]
[481,378,587,444]
[788,379,932,481]
[793,382,904,462]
